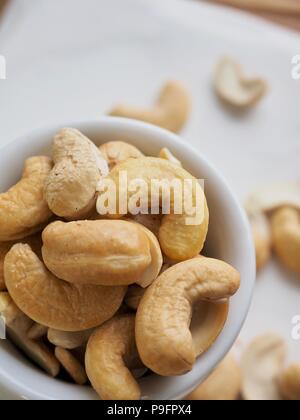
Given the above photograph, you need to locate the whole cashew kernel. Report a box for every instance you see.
[99,141,144,169]
[110,81,191,133]
[185,354,241,400]
[136,257,240,376]
[0,156,53,242]
[0,292,60,377]
[240,334,286,400]
[44,128,109,219]
[248,211,272,272]
[97,158,209,262]
[271,207,300,274]
[125,285,146,311]
[278,363,300,400]
[215,57,267,109]
[27,323,48,340]
[48,328,94,350]
[55,347,88,386]
[159,148,182,167]
[4,244,126,331]
[42,220,152,286]
[85,314,142,400]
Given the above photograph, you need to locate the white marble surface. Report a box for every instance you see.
[0,0,300,399]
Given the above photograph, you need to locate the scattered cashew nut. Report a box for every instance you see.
[97,157,209,262]
[215,57,267,109]
[48,328,94,350]
[99,141,144,170]
[42,220,152,286]
[185,354,241,400]
[0,292,60,377]
[248,210,272,272]
[55,347,88,386]
[4,244,126,331]
[136,257,240,376]
[240,333,286,400]
[0,156,53,242]
[278,363,300,401]
[110,81,191,133]
[44,128,109,219]
[85,314,142,400]
[271,207,300,274]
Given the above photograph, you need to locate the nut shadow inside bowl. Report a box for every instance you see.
[0,118,255,400]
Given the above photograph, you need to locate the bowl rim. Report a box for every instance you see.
[0,117,256,400]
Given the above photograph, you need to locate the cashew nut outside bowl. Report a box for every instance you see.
[0,118,255,400]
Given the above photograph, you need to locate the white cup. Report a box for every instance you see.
[0,117,255,400]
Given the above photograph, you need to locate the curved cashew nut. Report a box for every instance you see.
[99,141,144,169]
[159,148,182,167]
[0,292,60,377]
[136,257,240,376]
[42,220,152,286]
[97,158,209,261]
[271,207,300,274]
[185,354,241,400]
[110,81,191,133]
[48,328,94,350]
[0,156,52,242]
[278,363,300,400]
[248,210,272,272]
[125,285,146,311]
[27,323,48,340]
[240,334,286,400]
[85,314,142,400]
[215,57,267,109]
[4,244,126,331]
[55,347,88,385]
[44,128,109,219]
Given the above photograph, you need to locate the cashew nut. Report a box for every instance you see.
[278,363,300,400]
[97,158,209,261]
[124,285,146,311]
[55,347,88,385]
[48,328,94,350]
[42,220,152,286]
[0,156,52,242]
[240,334,286,400]
[136,257,240,376]
[4,244,126,331]
[99,141,144,169]
[159,148,182,167]
[110,81,191,133]
[85,314,142,400]
[185,354,241,400]
[248,210,272,272]
[271,207,300,274]
[44,128,109,219]
[0,292,60,377]
[27,323,48,340]
[215,57,267,109]
[129,214,162,237]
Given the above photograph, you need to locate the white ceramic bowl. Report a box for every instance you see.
[0,117,255,400]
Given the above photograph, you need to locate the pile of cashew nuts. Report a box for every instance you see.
[0,127,241,400]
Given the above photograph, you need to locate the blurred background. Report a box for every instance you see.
[0,0,299,399]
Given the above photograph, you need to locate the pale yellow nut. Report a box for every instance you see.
[48,328,94,350]
[0,156,53,242]
[55,347,88,386]
[110,81,191,133]
[97,158,209,262]
[159,148,182,167]
[278,363,300,401]
[240,333,286,400]
[42,220,152,286]
[27,323,48,340]
[215,57,267,109]
[44,128,109,219]
[185,354,241,400]
[124,285,146,311]
[248,211,272,272]
[0,292,60,377]
[85,314,142,400]
[129,214,162,238]
[136,257,240,376]
[99,141,144,170]
[271,207,300,274]
[4,244,126,331]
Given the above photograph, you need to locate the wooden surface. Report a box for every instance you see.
[0,0,299,32]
